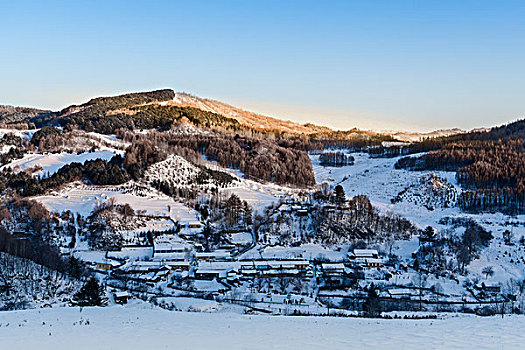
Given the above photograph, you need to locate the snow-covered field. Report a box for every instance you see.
[311,152,460,228]
[0,306,522,350]
[2,150,116,177]
[33,181,199,221]
[0,128,36,140]
[311,152,525,283]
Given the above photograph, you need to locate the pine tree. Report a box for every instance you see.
[334,185,346,205]
[362,283,381,317]
[73,277,106,306]
[68,256,84,279]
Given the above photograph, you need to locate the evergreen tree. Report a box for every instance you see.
[67,256,84,279]
[73,277,106,306]
[362,283,381,317]
[334,185,346,205]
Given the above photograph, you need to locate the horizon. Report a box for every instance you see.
[2,1,524,132]
[1,87,509,133]
[0,87,513,133]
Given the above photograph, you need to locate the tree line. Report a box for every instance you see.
[319,152,355,167]
[1,155,129,197]
[122,131,316,187]
[395,138,525,213]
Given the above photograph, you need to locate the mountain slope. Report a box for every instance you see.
[171,92,331,135]
[387,128,467,142]
[0,105,50,125]
[170,92,397,147]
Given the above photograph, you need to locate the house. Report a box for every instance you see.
[354,257,383,268]
[349,249,383,267]
[296,209,309,217]
[240,260,310,277]
[194,267,234,280]
[154,243,190,256]
[149,268,172,282]
[188,221,202,229]
[480,283,501,294]
[164,261,190,271]
[278,204,292,213]
[113,291,130,304]
[95,260,121,271]
[108,245,153,260]
[96,262,113,271]
[241,260,310,271]
[317,263,355,288]
[350,249,379,259]
[321,263,346,274]
[387,288,415,299]
[218,243,236,250]
[196,250,231,261]
[121,261,166,274]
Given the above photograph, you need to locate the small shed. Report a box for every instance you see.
[113,291,131,304]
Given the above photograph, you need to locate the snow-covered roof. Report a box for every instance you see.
[352,249,379,258]
[154,243,190,251]
[321,263,345,270]
[196,251,231,259]
[240,260,310,269]
[387,288,416,298]
[354,257,383,265]
[181,220,202,226]
[195,267,233,278]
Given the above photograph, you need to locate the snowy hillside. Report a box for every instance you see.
[172,92,331,134]
[2,150,116,177]
[1,90,525,341]
[310,151,525,284]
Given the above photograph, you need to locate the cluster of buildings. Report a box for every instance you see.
[93,246,389,294]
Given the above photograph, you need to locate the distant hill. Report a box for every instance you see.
[6,89,394,147]
[2,89,516,147]
[386,128,467,142]
[171,92,331,135]
[0,105,50,125]
[169,92,395,148]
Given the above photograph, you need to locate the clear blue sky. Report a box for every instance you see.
[1,0,524,131]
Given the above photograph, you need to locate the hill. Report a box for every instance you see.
[171,92,396,148]
[386,128,467,142]
[1,90,398,151]
[0,105,50,125]
[171,92,331,135]
[395,118,525,213]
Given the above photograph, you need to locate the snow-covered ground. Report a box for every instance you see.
[33,181,199,221]
[311,151,525,283]
[2,150,116,177]
[0,306,522,350]
[0,128,36,140]
[311,152,460,229]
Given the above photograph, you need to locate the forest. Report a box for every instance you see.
[319,152,355,167]
[122,131,316,188]
[30,89,175,130]
[394,119,525,213]
[1,156,129,197]
[309,129,395,150]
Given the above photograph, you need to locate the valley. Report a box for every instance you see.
[0,89,524,342]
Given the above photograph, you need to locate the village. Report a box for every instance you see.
[69,195,515,316]
[0,125,522,317]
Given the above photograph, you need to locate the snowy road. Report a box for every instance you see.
[0,306,522,349]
